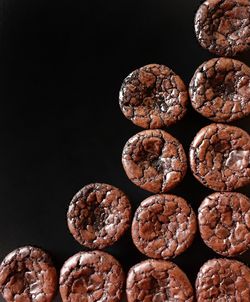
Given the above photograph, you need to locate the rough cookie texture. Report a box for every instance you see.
[190,123,250,191]
[126,259,194,302]
[0,246,57,302]
[67,183,131,249]
[198,192,250,257]
[196,258,250,301]
[60,251,124,302]
[189,58,250,122]
[122,130,187,193]
[132,194,197,259]
[119,64,188,129]
[195,0,250,56]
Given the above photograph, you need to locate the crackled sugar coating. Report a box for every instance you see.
[190,123,250,191]
[199,192,250,257]
[132,194,197,259]
[60,251,124,302]
[195,0,250,56]
[196,258,250,301]
[67,183,131,249]
[122,130,187,193]
[126,259,194,302]
[119,64,188,129]
[0,246,57,302]
[189,58,250,122]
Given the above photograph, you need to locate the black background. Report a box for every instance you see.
[0,0,250,301]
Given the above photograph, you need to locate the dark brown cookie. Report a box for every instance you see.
[0,246,57,302]
[189,58,250,122]
[67,183,131,249]
[196,258,250,301]
[60,251,124,302]
[132,194,197,259]
[119,64,188,129]
[195,0,250,56]
[198,192,250,257]
[126,259,194,302]
[190,123,250,191]
[122,129,187,193]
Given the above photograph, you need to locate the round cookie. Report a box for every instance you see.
[189,58,250,122]
[67,183,131,249]
[122,129,187,193]
[198,192,250,257]
[60,251,124,302]
[126,259,194,302]
[132,194,197,259]
[195,0,250,56]
[196,258,250,301]
[119,63,188,129]
[189,123,250,191]
[0,246,57,302]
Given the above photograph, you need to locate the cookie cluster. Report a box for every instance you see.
[0,0,249,301]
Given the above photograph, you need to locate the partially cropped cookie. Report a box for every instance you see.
[132,194,197,259]
[199,192,250,256]
[67,183,131,249]
[119,64,188,129]
[0,246,57,302]
[196,258,250,301]
[60,251,124,302]
[190,123,250,191]
[195,0,250,56]
[126,259,194,302]
[189,58,250,122]
[122,129,187,193]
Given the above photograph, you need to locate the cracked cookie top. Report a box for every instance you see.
[119,64,188,129]
[195,0,250,56]
[122,129,187,193]
[60,251,124,302]
[189,57,250,122]
[126,259,194,302]
[198,192,250,257]
[132,194,197,259]
[0,246,57,302]
[67,183,131,249]
[190,123,250,191]
[196,258,250,301]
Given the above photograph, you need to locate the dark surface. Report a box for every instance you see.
[0,0,249,301]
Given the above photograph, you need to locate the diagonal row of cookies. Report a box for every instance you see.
[0,0,249,301]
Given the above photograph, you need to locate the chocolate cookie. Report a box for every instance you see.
[189,58,250,122]
[195,0,250,56]
[60,251,124,302]
[190,123,250,191]
[67,183,131,249]
[132,194,197,259]
[0,246,57,302]
[122,129,187,193]
[196,258,250,301]
[119,64,188,129]
[198,192,250,256]
[126,259,194,302]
